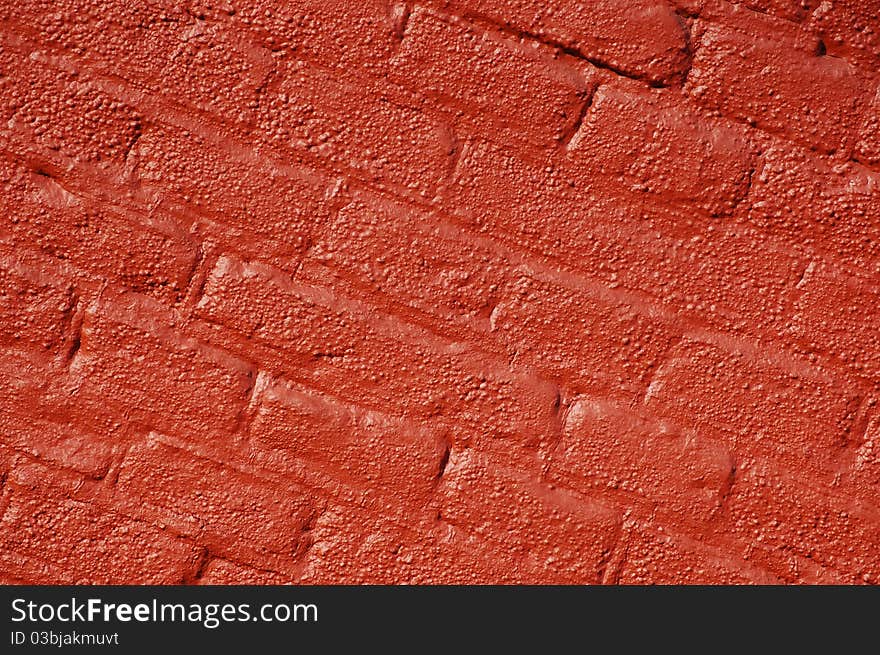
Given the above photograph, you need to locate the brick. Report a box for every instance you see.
[855,87,880,168]
[616,211,806,338]
[257,60,454,199]
[302,192,511,327]
[390,8,590,147]
[617,523,780,584]
[195,255,559,446]
[443,139,589,261]
[723,460,880,583]
[0,466,201,584]
[70,293,255,439]
[490,274,673,399]
[0,43,143,163]
[248,376,448,504]
[451,135,704,246]
[149,24,275,126]
[0,415,121,481]
[736,0,816,22]
[399,525,562,584]
[9,0,397,88]
[747,142,880,270]
[296,509,407,584]
[115,437,316,572]
[225,0,398,76]
[0,442,13,478]
[0,351,124,479]
[850,407,880,498]
[437,449,621,583]
[807,0,880,76]
[434,0,690,85]
[645,338,862,477]
[197,558,292,585]
[2,0,878,587]
[445,137,577,246]
[299,505,548,584]
[0,256,73,357]
[552,397,735,527]
[789,266,880,380]
[5,2,274,127]
[450,139,801,340]
[134,123,335,270]
[674,225,804,335]
[569,83,756,216]
[687,21,870,155]
[1,164,198,303]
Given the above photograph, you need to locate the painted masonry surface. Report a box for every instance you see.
[0,0,879,584]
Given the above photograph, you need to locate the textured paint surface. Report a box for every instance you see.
[0,0,878,585]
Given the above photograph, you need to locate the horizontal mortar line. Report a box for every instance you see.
[0,29,255,136]
[0,499,299,581]
[405,3,597,86]
[3,141,872,405]
[200,236,864,398]
[28,313,851,548]
[682,323,864,386]
[430,0,877,92]
[442,448,875,583]
[694,100,874,169]
[0,55,672,380]
[0,491,263,579]
[293,261,505,341]
[189,256,506,359]
[705,0,813,27]
[0,237,116,300]
[0,367,555,536]
[619,516,831,584]
[0,133,346,291]
[182,302,871,507]
[409,207,875,389]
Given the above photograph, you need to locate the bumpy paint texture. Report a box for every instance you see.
[0,0,879,584]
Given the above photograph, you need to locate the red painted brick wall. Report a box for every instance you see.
[1,0,878,584]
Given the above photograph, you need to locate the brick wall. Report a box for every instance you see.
[1,0,878,584]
